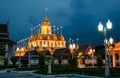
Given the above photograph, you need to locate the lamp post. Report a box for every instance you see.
[28,37,31,68]
[98,19,112,77]
[76,38,79,50]
[69,40,76,59]
[105,37,114,67]
[17,47,23,68]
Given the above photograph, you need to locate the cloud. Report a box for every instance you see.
[1,0,120,45]
[67,0,120,44]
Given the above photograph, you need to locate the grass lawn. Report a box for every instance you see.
[0,65,18,70]
[15,65,40,71]
[34,65,120,77]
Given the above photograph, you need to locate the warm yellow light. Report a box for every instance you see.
[17,47,19,51]
[21,48,24,51]
[90,49,92,52]
[109,37,113,44]
[69,44,72,49]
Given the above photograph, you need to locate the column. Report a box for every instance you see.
[13,45,16,56]
[119,52,120,66]
[5,44,8,58]
[112,52,116,67]
[47,62,52,74]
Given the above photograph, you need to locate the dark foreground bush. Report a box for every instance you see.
[10,56,18,66]
[21,58,28,66]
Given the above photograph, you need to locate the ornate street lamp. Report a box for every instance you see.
[17,47,23,68]
[76,38,79,50]
[89,48,95,66]
[98,19,112,77]
[105,37,114,67]
[69,39,76,59]
[27,37,31,68]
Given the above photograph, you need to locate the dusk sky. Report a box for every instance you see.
[0,0,120,46]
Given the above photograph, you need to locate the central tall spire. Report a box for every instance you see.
[41,8,52,35]
[44,16,48,22]
[44,8,48,22]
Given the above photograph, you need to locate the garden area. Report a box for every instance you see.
[14,64,120,77]
[0,51,120,77]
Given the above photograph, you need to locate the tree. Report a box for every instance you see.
[38,51,45,70]
[0,44,6,56]
[95,45,105,67]
[10,56,18,66]
[21,58,28,67]
[58,56,62,65]
[45,55,53,62]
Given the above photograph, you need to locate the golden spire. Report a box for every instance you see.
[41,8,52,35]
[44,16,48,22]
[44,8,48,22]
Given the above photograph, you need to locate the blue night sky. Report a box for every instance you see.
[0,0,120,46]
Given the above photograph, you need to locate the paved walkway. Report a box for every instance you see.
[0,69,104,78]
[0,69,40,78]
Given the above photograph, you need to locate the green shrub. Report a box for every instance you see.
[69,57,78,68]
[45,55,53,62]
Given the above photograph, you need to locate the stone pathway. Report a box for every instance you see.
[0,70,41,78]
[0,70,104,78]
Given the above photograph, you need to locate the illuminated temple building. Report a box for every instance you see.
[15,13,66,56]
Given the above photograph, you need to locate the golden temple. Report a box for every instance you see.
[16,12,66,56]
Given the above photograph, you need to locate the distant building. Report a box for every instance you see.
[74,44,93,56]
[110,42,120,67]
[0,23,16,57]
[74,44,95,67]
[53,48,71,64]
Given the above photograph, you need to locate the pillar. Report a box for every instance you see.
[112,52,116,67]
[5,44,8,58]
[13,45,15,56]
[119,53,120,66]
[47,62,51,74]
